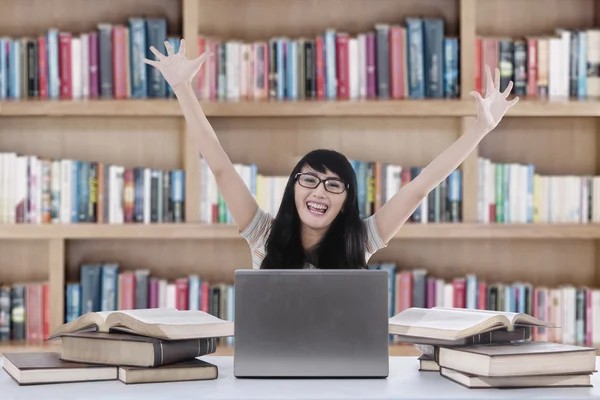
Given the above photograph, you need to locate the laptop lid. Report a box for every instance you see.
[233,269,389,378]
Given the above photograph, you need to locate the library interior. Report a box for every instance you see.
[0,0,600,395]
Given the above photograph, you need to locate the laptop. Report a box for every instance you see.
[233,269,390,378]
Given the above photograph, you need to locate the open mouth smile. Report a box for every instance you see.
[306,201,328,215]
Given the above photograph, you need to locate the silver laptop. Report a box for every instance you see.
[233,269,389,378]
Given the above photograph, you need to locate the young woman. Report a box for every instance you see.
[144,39,519,270]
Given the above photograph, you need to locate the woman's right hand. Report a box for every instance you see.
[143,39,212,91]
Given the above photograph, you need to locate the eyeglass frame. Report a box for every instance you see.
[294,172,350,194]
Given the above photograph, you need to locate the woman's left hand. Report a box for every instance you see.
[469,65,519,134]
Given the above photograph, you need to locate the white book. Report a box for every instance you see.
[143,168,151,223]
[51,160,61,223]
[60,159,72,224]
[226,41,240,100]
[349,37,359,99]
[80,33,89,98]
[71,36,82,99]
[357,34,366,98]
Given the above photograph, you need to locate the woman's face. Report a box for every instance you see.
[294,165,348,231]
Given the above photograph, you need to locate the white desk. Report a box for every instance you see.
[1,356,599,399]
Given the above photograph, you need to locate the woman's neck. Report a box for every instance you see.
[301,224,326,252]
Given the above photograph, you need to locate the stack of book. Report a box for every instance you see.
[390,307,597,389]
[2,308,234,385]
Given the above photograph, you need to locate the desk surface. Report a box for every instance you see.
[1,356,599,400]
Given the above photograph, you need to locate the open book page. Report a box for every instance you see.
[107,309,234,339]
[389,308,518,340]
[47,311,113,340]
[431,307,554,327]
[107,309,228,327]
[47,308,181,340]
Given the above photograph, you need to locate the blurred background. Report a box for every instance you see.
[0,0,598,357]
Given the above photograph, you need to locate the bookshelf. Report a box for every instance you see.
[1,0,600,353]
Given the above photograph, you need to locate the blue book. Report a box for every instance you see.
[0,38,7,100]
[9,39,20,99]
[286,40,298,99]
[47,29,60,99]
[129,17,148,98]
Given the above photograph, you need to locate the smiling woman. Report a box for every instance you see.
[143,39,518,270]
[255,148,385,270]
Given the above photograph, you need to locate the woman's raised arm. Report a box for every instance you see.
[144,39,258,231]
[373,66,519,244]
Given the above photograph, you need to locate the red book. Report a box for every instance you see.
[474,37,482,94]
[526,38,538,98]
[201,282,210,312]
[59,32,72,99]
[389,26,405,99]
[26,285,43,341]
[175,278,189,310]
[397,272,412,312]
[37,36,48,99]
[477,282,487,310]
[482,38,498,90]
[120,273,136,310]
[315,36,325,99]
[112,26,127,99]
[335,33,349,99]
[452,278,466,308]
[42,283,50,340]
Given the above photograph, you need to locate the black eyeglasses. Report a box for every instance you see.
[294,173,349,194]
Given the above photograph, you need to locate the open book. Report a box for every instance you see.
[48,308,234,341]
[389,307,554,341]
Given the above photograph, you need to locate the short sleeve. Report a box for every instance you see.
[240,207,274,269]
[363,215,387,261]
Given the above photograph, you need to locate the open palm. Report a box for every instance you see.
[470,65,519,133]
[143,39,212,90]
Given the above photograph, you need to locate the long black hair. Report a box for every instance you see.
[260,149,367,269]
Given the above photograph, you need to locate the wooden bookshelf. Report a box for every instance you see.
[3,223,600,240]
[0,0,599,351]
[4,99,600,117]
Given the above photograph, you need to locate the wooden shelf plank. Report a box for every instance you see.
[199,99,472,117]
[0,99,184,117]
[1,223,600,239]
[2,98,599,117]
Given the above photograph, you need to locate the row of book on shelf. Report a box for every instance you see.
[196,18,459,101]
[0,15,460,102]
[0,17,174,101]
[478,28,600,99]
[198,157,462,224]
[0,151,185,224]
[4,17,600,103]
[1,260,598,349]
[0,262,234,346]
[477,156,600,224]
[371,262,600,347]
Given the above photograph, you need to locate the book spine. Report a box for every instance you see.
[423,18,444,98]
[101,263,119,311]
[0,286,10,341]
[10,285,25,340]
[135,270,149,309]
